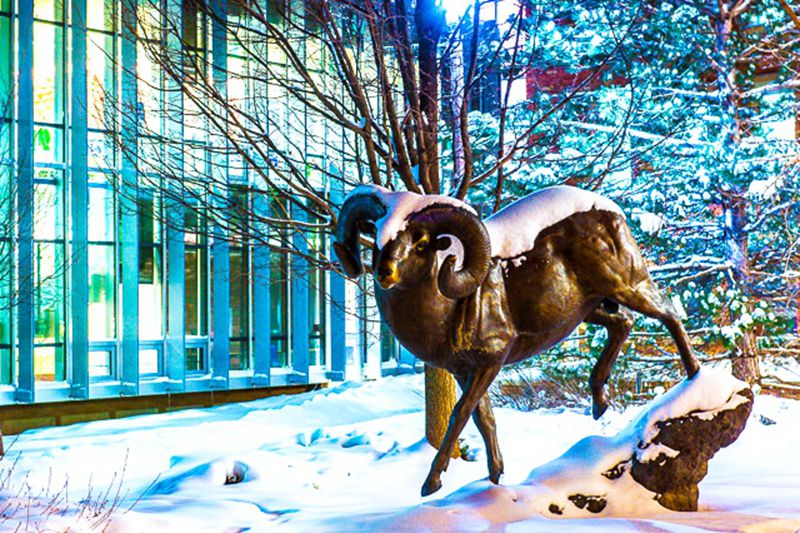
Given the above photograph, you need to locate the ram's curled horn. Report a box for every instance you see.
[410,205,492,300]
[333,192,387,278]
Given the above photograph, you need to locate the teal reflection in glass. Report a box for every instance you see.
[0,17,11,117]
[0,349,10,385]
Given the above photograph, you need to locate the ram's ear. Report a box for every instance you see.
[434,236,452,251]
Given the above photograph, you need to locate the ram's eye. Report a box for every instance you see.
[414,238,429,252]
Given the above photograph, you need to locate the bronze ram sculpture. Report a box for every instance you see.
[333,185,699,496]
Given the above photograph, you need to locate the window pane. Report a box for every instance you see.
[380,323,396,363]
[33,178,64,241]
[139,190,163,338]
[0,259,10,347]
[34,22,65,123]
[308,233,324,366]
[230,247,249,370]
[89,245,115,339]
[184,203,206,245]
[345,281,359,365]
[185,247,207,336]
[89,350,112,377]
[0,164,12,233]
[0,223,11,385]
[138,189,161,244]
[87,31,116,130]
[34,126,65,163]
[139,348,160,374]
[137,0,161,39]
[230,340,248,371]
[34,0,64,22]
[138,247,163,338]
[270,250,289,368]
[136,41,162,134]
[34,345,65,381]
[0,124,10,164]
[88,132,115,168]
[34,242,65,345]
[185,347,204,372]
[183,100,206,142]
[228,56,246,104]
[88,185,115,242]
[87,0,114,31]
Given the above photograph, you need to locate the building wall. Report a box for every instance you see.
[0,0,404,405]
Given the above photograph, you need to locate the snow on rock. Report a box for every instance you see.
[348,185,624,261]
[373,367,753,529]
[484,186,624,259]
[346,185,476,249]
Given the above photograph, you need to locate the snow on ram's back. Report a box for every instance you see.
[346,184,624,261]
[484,186,625,260]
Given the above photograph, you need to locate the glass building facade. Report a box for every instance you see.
[0,0,408,405]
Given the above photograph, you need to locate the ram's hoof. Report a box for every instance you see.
[421,475,442,497]
[592,400,608,420]
[489,464,504,485]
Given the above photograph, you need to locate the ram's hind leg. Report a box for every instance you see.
[455,376,503,484]
[585,302,634,419]
[614,280,700,378]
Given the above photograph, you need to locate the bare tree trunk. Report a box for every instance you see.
[712,6,761,385]
[726,197,762,384]
[414,0,460,455]
[425,365,460,458]
[732,331,761,384]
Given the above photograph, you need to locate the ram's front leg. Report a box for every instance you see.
[455,376,503,484]
[421,364,501,496]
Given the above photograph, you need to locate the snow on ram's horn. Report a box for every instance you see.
[345,184,476,250]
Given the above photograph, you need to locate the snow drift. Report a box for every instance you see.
[1,369,797,532]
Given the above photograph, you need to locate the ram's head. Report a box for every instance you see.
[333,189,492,300]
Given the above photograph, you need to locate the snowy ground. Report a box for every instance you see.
[2,374,799,532]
